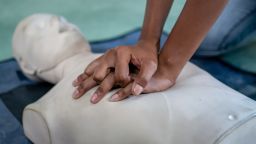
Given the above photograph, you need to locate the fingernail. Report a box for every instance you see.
[133,84,143,96]
[110,94,119,102]
[72,79,78,87]
[72,89,79,99]
[91,93,98,103]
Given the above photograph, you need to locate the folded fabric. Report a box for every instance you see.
[0,99,30,144]
[0,59,33,94]
[221,38,256,73]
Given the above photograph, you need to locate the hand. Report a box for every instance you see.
[72,40,159,101]
[89,65,176,103]
[85,53,183,103]
[108,64,180,102]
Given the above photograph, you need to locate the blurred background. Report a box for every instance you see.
[0,0,185,60]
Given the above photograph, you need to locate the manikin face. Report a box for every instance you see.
[23,14,78,39]
[13,14,90,79]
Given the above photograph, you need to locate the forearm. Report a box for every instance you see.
[139,0,173,47]
[159,0,228,79]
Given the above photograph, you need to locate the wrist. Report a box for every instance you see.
[137,38,160,53]
[157,53,186,82]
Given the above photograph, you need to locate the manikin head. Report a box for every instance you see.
[12,14,91,83]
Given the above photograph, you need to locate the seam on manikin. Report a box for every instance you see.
[24,108,52,144]
[214,113,256,144]
[35,51,84,76]
[159,92,172,142]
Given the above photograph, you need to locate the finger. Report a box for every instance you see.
[109,83,133,102]
[92,50,115,83]
[90,73,115,104]
[93,62,111,83]
[114,48,131,86]
[132,60,157,95]
[84,56,102,76]
[72,76,97,99]
[72,73,89,87]
[73,56,102,86]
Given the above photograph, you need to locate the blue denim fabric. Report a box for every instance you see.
[0,99,30,144]
[196,0,256,56]
[0,60,33,94]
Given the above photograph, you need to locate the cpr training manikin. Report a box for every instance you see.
[13,14,256,144]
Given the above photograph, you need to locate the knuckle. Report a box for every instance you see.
[79,83,91,93]
[145,60,157,70]
[77,76,83,82]
[86,59,99,69]
[115,74,124,82]
[117,91,125,99]
[84,68,93,76]
[107,48,117,54]
[93,66,108,83]
[123,77,131,84]
[114,46,130,57]
[116,46,127,52]
[79,88,86,94]
[115,45,125,50]
[77,85,85,92]
[104,49,116,58]
[97,86,105,94]
[93,75,104,83]
[77,74,86,81]
[115,74,130,86]
[136,77,148,88]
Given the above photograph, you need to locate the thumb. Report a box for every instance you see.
[131,82,144,96]
[131,61,157,95]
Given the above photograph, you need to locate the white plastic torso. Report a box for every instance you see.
[23,53,256,144]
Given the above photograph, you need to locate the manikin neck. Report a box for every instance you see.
[56,52,101,80]
[48,52,101,83]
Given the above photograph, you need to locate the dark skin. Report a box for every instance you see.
[73,0,228,103]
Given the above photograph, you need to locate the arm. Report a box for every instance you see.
[139,0,173,48]
[110,0,229,99]
[158,0,228,82]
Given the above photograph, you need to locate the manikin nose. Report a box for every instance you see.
[56,16,71,33]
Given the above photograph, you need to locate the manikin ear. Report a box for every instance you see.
[12,14,92,83]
